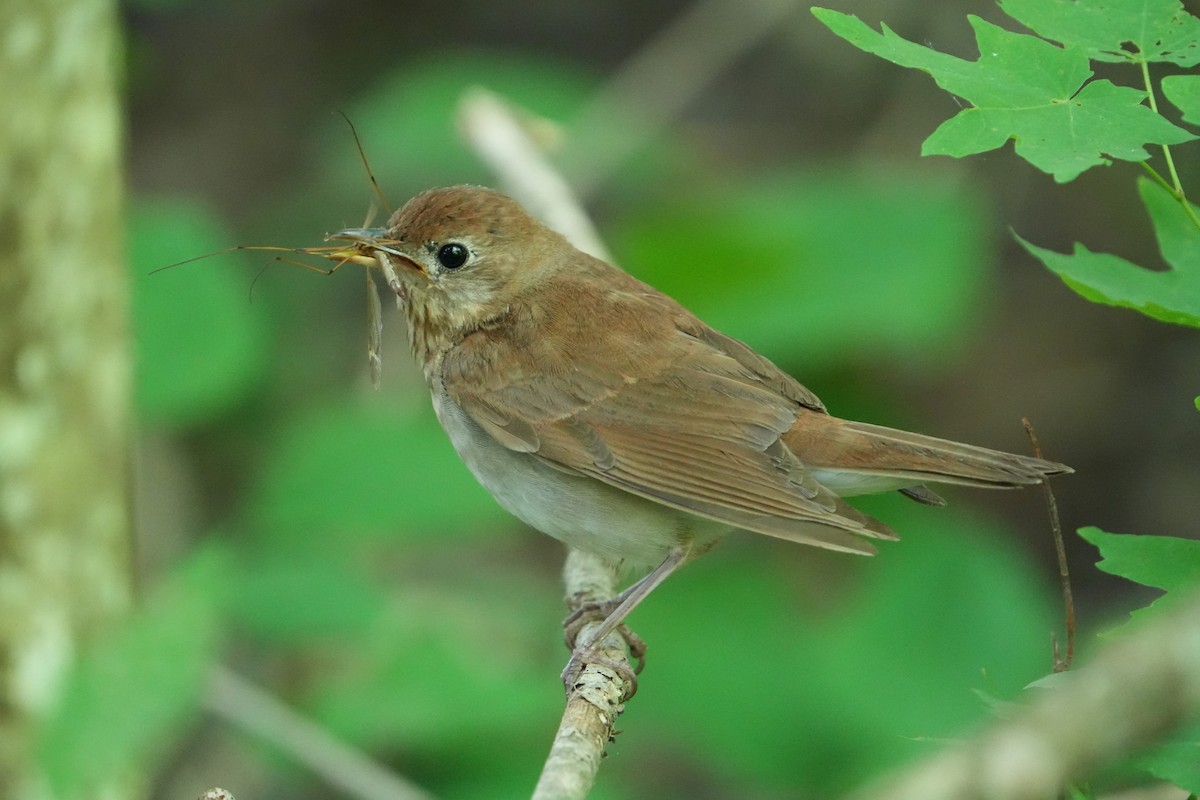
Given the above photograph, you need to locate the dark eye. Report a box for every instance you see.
[436,242,469,270]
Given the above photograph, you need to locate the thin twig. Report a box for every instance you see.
[204,666,435,800]
[459,89,636,800]
[1023,418,1074,672]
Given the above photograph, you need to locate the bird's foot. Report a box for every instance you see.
[560,641,639,702]
[561,602,646,702]
[564,601,647,674]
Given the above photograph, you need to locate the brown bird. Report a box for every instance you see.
[327,185,1070,693]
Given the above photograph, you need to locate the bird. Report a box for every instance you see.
[324,184,1071,695]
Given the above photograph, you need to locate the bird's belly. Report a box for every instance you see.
[432,390,718,568]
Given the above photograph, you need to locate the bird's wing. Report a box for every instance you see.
[677,318,828,413]
[439,289,892,555]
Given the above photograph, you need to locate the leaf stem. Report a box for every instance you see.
[1139,162,1200,229]
[1139,60,1200,231]
[1138,161,1172,192]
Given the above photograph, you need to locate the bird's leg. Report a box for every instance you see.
[561,546,689,700]
[564,613,648,673]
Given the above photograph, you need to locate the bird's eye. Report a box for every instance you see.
[436,242,469,270]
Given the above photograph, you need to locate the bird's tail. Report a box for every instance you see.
[786,415,1072,498]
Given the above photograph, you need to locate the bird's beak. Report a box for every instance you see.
[324,228,422,273]
[327,227,387,243]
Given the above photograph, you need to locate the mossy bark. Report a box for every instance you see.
[0,0,134,797]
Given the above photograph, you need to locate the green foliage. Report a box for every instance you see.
[224,542,391,642]
[819,3,1200,796]
[266,52,693,252]
[612,169,991,366]
[248,403,508,540]
[1140,723,1200,794]
[1020,178,1200,328]
[1076,527,1200,791]
[1165,75,1200,123]
[1078,527,1200,626]
[314,55,596,212]
[812,7,1195,183]
[998,0,1200,66]
[305,568,560,777]
[626,505,1053,796]
[39,545,227,797]
[814,0,1200,332]
[130,200,272,426]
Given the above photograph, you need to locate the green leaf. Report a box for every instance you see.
[40,545,226,795]
[1164,74,1200,124]
[130,199,271,426]
[309,573,557,752]
[1140,731,1200,794]
[611,168,991,367]
[225,545,389,642]
[999,0,1200,66]
[1078,527,1200,623]
[1020,178,1200,328]
[250,403,508,542]
[811,9,1196,182]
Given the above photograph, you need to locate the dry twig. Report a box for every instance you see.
[204,667,434,800]
[1024,417,1075,672]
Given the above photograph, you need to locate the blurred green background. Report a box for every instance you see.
[112,0,1198,797]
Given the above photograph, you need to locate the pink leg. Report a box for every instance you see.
[561,546,690,699]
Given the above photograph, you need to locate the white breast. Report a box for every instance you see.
[430,387,724,569]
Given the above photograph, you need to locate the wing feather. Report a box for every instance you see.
[440,289,890,553]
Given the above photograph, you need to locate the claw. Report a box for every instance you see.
[561,642,639,702]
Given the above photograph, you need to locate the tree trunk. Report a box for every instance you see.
[0,0,134,798]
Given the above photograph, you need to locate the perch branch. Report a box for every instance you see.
[532,551,632,800]
[458,89,637,800]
